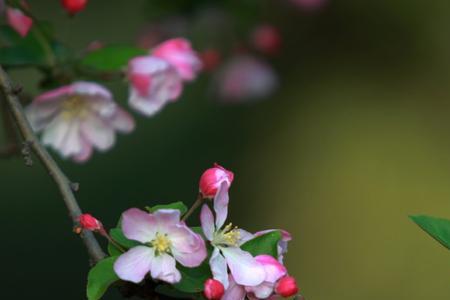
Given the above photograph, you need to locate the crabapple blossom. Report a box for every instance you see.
[201,182,266,288]
[26,81,135,162]
[153,38,203,81]
[217,55,278,101]
[199,163,234,198]
[6,7,32,37]
[204,278,225,300]
[275,276,299,297]
[78,213,102,231]
[114,208,207,284]
[61,0,88,15]
[128,56,183,116]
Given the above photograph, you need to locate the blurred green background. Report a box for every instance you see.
[1,0,450,299]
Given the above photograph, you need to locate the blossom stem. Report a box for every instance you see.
[0,65,106,264]
[99,228,126,253]
[182,193,204,221]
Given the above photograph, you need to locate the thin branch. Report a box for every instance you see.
[182,193,204,222]
[0,65,106,263]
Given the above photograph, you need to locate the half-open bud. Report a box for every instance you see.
[203,278,225,300]
[78,213,102,231]
[275,275,299,297]
[199,163,234,198]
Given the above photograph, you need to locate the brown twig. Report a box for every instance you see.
[0,65,106,263]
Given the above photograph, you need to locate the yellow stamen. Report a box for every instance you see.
[61,96,88,120]
[151,233,172,254]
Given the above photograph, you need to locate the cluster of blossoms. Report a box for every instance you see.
[80,164,300,300]
[25,38,202,162]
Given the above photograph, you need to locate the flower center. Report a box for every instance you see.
[213,223,241,247]
[151,233,172,255]
[61,96,89,120]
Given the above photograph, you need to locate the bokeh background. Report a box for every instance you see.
[1,0,450,299]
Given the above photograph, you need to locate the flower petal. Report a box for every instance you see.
[73,136,93,163]
[210,247,229,288]
[170,224,207,267]
[255,255,287,283]
[246,282,275,299]
[149,253,181,284]
[110,108,135,133]
[114,246,153,283]
[121,208,156,243]
[153,209,181,232]
[200,204,215,241]
[222,275,246,300]
[42,117,83,158]
[214,181,229,229]
[221,247,265,287]
[25,102,61,132]
[80,113,115,151]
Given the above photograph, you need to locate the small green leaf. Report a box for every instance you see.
[241,231,282,258]
[146,201,188,215]
[107,243,123,257]
[173,261,212,294]
[87,256,119,300]
[410,215,450,250]
[81,45,147,72]
[110,228,140,249]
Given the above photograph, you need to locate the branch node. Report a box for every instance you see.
[70,182,80,192]
[21,141,33,166]
[12,85,23,95]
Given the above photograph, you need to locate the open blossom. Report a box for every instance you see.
[201,182,266,288]
[6,7,32,37]
[26,81,135,162]
[217,55,278,102]
[153,38,202,81]
[114,208,207,284]
[199,163,234,198]
[128,56,183,116]
[223,255,287,300]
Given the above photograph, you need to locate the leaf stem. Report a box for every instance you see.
[0,65,106,263]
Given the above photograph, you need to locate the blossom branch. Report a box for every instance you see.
[0,65,106,263]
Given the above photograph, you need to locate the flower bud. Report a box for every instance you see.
[61,0,88,15]
[203,278,224,300]
[199,163,234,198]
[251,24,282,55]
[275,276,299,297]
[78,213,102,231]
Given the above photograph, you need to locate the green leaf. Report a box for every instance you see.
[146,201,188,215]
[173,261,212,294]
[107,243,123,257]
[87,256,119,300]
[81,45,147,72]
[410,215,450,250]
[241,231,282,258]
[107,228,140,256]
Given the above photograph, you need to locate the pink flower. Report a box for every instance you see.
[114,208,207,284]
[223,255,287,300]
[78,213,102,231]
[275,276,299,297]
[26,81,135,162]
[204,278,225,300]
[199,163,234,198]
[128,56,183,116]
[217,55,278,102]
[153,38,202,81]
[201,182,266,288]
[251,25,282,55]
[6,7,32,37]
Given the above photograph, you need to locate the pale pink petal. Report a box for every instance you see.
[246,282,275,299]
[238,229,254,245]
[210,248,229,288]
[121,208,157,243]
[73,137,93,163]
[149,253,181,283]
[153,209,181,232]
[42,117,83,158]
[109,108,135,133]
[35,86,73,103]
[221,247,265,287]
[200,204,215,241]
[170,224,206,267]
[114,246,153,283]
[72,81,113,99]
[6,7,32,37]
[222,275,246,300]
[255,255,286,283]
[214,181,229,229]
[25,102,61,132]
[80,113,115,151]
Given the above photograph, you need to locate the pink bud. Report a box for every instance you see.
[200,49,221,72]
[6,7,32,37]
[276,276,299,297]
[203,278,224,300]
[78,213,102,231]
[199,163,234,198]
[61,0,88,15]
[251,24,282,55]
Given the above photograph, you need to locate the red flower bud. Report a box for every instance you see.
[61,0,88,15]
[251,24,282,55]
[199,163,234,198]
[78,213,102,231]
[200,49,221,72]
[276,276,299,297]
[203,278,224,300]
